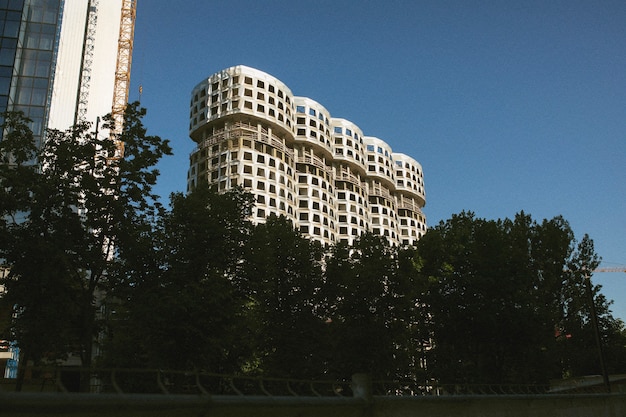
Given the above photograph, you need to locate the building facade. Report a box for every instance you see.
[0,0,129,146]
[188,66,426,246]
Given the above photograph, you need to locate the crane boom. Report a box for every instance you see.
[594,267,626,273]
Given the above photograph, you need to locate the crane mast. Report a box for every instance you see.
[110,0,137,158]
[75,0,99,125]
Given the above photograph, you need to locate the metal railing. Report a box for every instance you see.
[1,368,617,397]
[0,368,353,397]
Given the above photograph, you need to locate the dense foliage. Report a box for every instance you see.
[0,104,171,389]
[417,212,626,383]
[1,110,625,390]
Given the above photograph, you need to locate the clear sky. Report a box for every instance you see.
[128,0,626,320]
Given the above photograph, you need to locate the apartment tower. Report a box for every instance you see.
[188,66,426,246]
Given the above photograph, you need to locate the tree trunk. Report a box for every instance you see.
[14,349,29,392]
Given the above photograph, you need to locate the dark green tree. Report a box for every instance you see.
[323,232,414,380]
[241,214,327,378]
[416,211,626,385]
[102,184,256,373]
[0,104,171,389]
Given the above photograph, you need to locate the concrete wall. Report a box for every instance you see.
[1,393,626,417]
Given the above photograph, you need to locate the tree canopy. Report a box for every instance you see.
[416,211,626,384]
[0,104,171,389]
[1,109,624,390]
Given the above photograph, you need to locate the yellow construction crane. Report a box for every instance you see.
[110,0,137,159]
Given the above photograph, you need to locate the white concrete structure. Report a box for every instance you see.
[48,0,124,131]
[188,66,426,246]
[0,0,129,145]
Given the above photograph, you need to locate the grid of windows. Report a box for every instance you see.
[188,66,426,246]
[0,0,60,146]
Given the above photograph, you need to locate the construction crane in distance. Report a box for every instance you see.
[594,267,626,273]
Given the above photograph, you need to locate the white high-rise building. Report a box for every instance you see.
[188,66,426,246]
[0,0,135,146]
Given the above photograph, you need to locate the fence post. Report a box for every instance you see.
[351,373,372,401]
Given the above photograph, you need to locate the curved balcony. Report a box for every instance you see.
[295,153,333,176]
[397,198,424,214]
[335,169,362,188]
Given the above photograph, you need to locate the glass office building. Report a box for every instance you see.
[0,0,126,146]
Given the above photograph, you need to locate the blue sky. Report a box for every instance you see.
[129,1,626,320]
